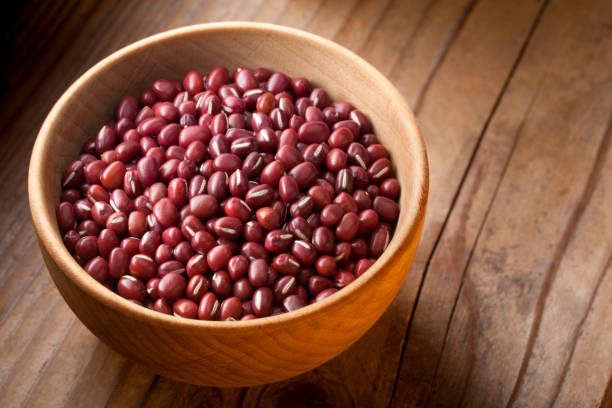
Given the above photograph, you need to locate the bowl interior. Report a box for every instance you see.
[30,22,427,328]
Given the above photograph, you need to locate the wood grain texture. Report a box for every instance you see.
[1,0,611,406]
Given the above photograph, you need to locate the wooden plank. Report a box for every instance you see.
[410,0,612,405]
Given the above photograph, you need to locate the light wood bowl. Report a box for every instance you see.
[28,22,428,387]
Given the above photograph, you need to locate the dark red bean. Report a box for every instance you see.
[242,241,269,262]
[273,275,297,302]
[63,230,80,253]
[206,171,228,201]
[315,255,337,277]
[129,254,156,280]
[253,207,278,230]
[305,106,324,122]
[289,196,314,219]
[369,227,391,258]
[312,226,334,254]
[334,192,359,214]
[206,66,229,91]
[222,197,251,222]
[248,258,269,287]
[315,288,338,302]
[155,243,174,264]
[121,237,140,257]
[352,189,372,211]
[213,216,243,239]
[320,203,343,227]
[91,202,113,226]
[308,275,333,296]
[57,202,75,231]
[302,143,326,167]
[179,125,211,148]
[335,212,360,242]
[282,294,306,312]
[309,88,329,109]
[95,125,117,155]
[185,254,207,278]
[136,156,158,187]
[241,151,265,178]
[108,247,129,280]
[152,298,171,314]
[368,158,392,184]
[158,272,186,300]
[288,162,317,190]
[98,228,119,258]
[99,161,125,190]
[85,257,109,282]
[272,253,301,275]
[291,77,310,97]
[152,197,178,227]
[350,238,368,261]
[78,220,101,237]
[373,196,400,222]
[158,261,185,279]
[334,270,355,288]
[146,277,161,299]
[252,287,274,317]
[190,230,216,254]
[117,275,146,301]
[208,270,230,298]
[232,278,253,301]
[354,258,374,277]
[380,178,400,200]
[333,120,359,139]
[290,239,315,265]
[245,184,274,208]
[297,121,329,144]
[197,292,219,320]
[333,242,352,265]
[206,244,232,271]
[183,70,204,94]
[264,229,294,253]
[243,221,264,243]
[173,299,198,319]
[267,72,291,94]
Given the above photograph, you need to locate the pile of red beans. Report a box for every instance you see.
[56,66,400,321]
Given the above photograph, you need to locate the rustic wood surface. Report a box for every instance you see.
[1,0,610,406]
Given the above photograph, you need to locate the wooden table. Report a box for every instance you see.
[1,0,610,406]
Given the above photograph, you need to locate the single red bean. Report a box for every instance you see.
[146,277,161,299]
[129,254,156,280]
[121,237,140,257]
[57,202,75,231]
[209,270,231,298]
[206,244,232,271]
[158,158,180,182]
[264,229,294,253]
[380,178,400,200]
[99,161,125,189]
[98,228,119,258]
[288,162,317,190]
[290,240,316,265]
[153,197,178,227]
[155,243,174,265]
[267,72,291,94]
[179,125,211,148]
[252,287,274,317]
[335,212,360,242]
[272,253,301,275]
[259,161,284,186]
[197,292,219,320]
[307,186,331,210]
[312,226,334,254]
[308,275,334,296]
[84,160,107,184]
[305,106,324,122]
[207,171,229,201]
[368,158,392,184]
[95,125,117,154]
[302,143,326,168]
[213,216,243,239]
[60,189,81,204]
[291,77,310,97]
[333,120,359,139]
[190,230,216,254]
[241,220,262,242]
[226,255,247,281]
[273,275,297,302]
[315,255,337,277]
[285,217,311,241]
[166,178,188,207]
[183,70,204,94]
[373,196,400,222]
[282,294,306,312]
[289,196,314,219]
[314,287,338,302]
[206,66,229,91]
[173,299,198,319]
[334,192,359,214]
[352,189,372,211]
[325,148,347,172]
[334,270,355,288]
[245,184,274,208]
[77,220,101,237]
[369,227,391,258]
[108,247,130,280]
[248,258,269,287]
[152,298,171,314]
[309,88,329,108]
[157,272,186,301]
[136,156,158,187]
[137,230,159,258]
[117,275,146,301]
[232,278,253,301]
[320,203,343,227]
[354,258,374,277]
[241,151,265,178]
[253,206,278,230]
[85,257,109,282]
[367,184,380,199]
[116,95,138,120]
[297,121,329,144]
[90,202,112,227]
[350,238,368,261]
[152,79,177,101]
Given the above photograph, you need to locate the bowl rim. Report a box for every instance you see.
[28,21,428,330]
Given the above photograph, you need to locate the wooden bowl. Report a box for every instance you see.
[28,22,428,387]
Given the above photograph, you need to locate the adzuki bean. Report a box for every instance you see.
[57,65,401,320]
